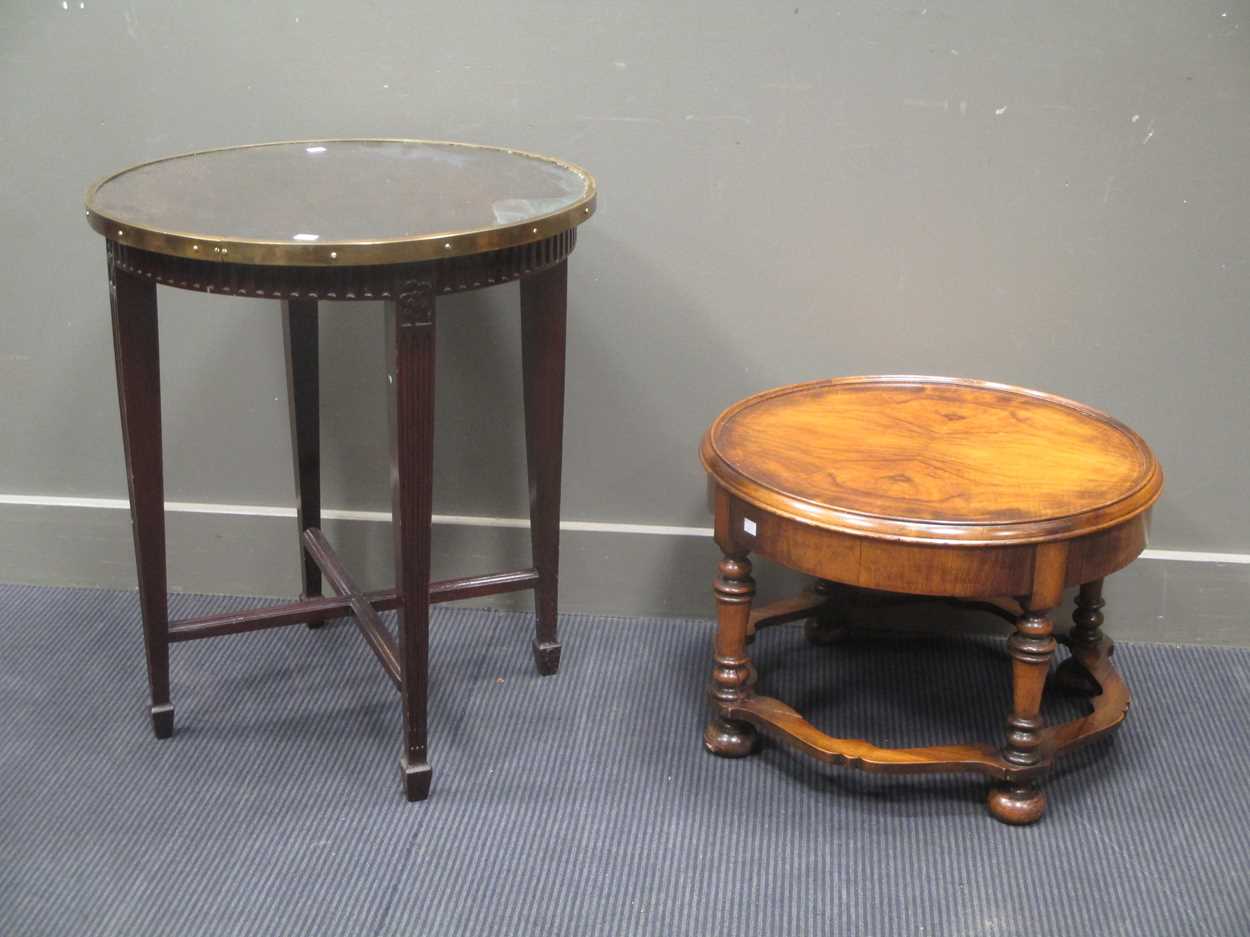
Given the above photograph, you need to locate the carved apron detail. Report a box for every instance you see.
[396,278,435,329]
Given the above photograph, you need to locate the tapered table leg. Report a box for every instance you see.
[109,253,173,738]
[520,260,567,676]
[387,277,436,801]
[282,298,322,623]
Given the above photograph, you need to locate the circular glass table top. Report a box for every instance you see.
[85,139,596,266]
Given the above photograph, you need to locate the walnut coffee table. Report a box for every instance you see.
[699,375,1162,824]
[85,139,596,800]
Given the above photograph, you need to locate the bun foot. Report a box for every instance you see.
[401,756,433,802]
[532,639,562,676]
[149,703,174,739]
[987,782,1047,825]
[704,717,758,757]
[1053,656,1102,696]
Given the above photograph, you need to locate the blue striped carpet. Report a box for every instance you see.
[1,582,1248,936]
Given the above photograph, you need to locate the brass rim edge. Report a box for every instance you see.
[84,138,597,267]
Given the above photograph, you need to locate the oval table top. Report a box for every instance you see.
[701,375,1163,545]
[86,139,596,267]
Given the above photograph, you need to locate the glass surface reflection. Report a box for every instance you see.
[89,140,592,243]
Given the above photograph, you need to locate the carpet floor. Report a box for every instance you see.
[1,583,1247,936]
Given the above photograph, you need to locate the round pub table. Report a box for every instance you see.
[699,375,1163,823]
[86,139,596,800]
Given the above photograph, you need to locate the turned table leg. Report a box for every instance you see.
[282,298,323,624]
[987,541,1065,824]
[520,261,567,676]
[387,278,436,801]
[804,579,851,646]
[1055,579,1107,696]
[988,602,1059,823]
[705,554,758,757]
[109,255,173,739]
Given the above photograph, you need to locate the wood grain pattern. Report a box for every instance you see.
[732,695,1005,776]
[746,592,828,637]
[703,375,1162,544]
[704,554,758,757]
[702,375,1161,825]
[1043,635,1130,753]
[1065,515,1148,585]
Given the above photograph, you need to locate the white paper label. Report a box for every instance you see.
[743,517,757,536]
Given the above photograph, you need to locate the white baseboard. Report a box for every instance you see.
[0,493,1245,563]
[0,493,1247,644]
[0,493,713,537]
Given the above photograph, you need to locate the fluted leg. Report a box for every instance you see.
[387,277,436,802]
[282,298,323,624]
[704,554,758,757]
[988,605,1057,824]
[110,252,173,739]
[520,261,567,675]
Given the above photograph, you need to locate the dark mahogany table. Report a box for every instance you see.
[86,139,596,800]
[700,375,1163,824]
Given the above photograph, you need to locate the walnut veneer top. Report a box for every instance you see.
[700,376,1162,545]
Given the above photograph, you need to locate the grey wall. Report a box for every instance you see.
[2,2,1248,642]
